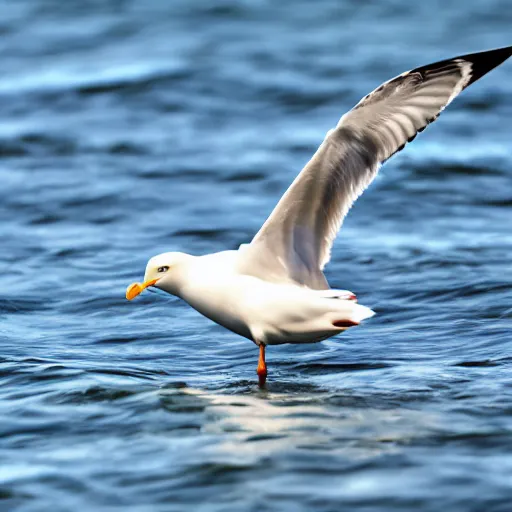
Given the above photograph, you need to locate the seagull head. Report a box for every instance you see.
[125,251,192,300]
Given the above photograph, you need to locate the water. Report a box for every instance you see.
[1,1,511,510]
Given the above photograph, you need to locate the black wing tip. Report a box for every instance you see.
[412,45,512,86]
[462,45,512,86]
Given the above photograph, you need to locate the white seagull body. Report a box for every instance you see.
[126,46,512,385]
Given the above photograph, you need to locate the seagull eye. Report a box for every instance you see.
[157,266,169,273]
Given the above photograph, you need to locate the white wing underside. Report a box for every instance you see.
[237,47,512,289]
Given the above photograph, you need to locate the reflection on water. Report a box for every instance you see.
[200,388,437,460]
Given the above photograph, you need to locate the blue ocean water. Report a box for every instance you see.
[1,1,511,510]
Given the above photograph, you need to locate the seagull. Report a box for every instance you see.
[126,46,512,386]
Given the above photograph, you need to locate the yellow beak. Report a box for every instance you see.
[126,279,158,300]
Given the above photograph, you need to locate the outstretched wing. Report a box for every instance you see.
[237,46,512,289]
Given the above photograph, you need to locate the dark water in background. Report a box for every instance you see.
[1,0,512,510]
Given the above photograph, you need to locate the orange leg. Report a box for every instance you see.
[257,344,267,387]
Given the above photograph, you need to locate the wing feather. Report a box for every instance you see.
[237,46,512,288]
